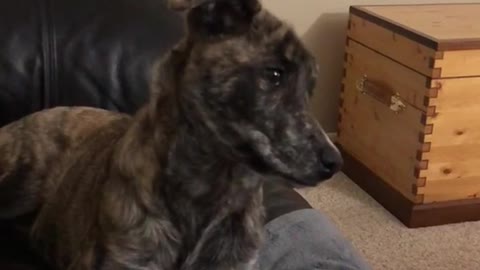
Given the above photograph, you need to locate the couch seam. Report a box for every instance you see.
[39,0,57,108]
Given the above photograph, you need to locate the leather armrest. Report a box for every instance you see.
[263,179,312,223]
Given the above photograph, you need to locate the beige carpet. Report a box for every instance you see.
[295,172,480,270]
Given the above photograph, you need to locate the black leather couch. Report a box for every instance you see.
[0,0,312,268]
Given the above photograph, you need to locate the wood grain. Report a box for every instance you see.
[352,4,480,51]
[338,64,424,202]
[417,104,480,192]
[347,14,440,78]
[433,50,480,78]
[422,108,480,147]
[417,158,480,181]
[428,77,480,111]
[360,4,480,40]
[345,39,431,112]
[422,144,480,164]
[417,176,480,203]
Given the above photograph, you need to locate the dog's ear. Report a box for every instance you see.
[179,0,262,38]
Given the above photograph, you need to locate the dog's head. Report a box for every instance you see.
[164,0,343,186]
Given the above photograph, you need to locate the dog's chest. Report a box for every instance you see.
[176,190,264,270]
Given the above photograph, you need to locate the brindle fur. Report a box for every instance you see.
[0,0,343,269]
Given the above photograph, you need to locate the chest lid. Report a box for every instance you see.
[348,4,480,78]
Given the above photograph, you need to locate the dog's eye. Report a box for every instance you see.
[264,68,284,87]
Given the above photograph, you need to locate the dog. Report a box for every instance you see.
[0,0,343,269]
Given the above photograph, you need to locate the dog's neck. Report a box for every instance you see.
[106,52,266,266]
[114,87,262,222]
[111,90,264,264]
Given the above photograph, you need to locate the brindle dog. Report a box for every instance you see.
[0,0,343,269]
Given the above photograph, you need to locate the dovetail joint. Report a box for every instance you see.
[412,184,419,195]
[419,110,434,133]
[417,177,427,188]
[414,158,429,179]
[416,194,425,204]
[416,150,423,161]
[336,115,343,138]
[426,106,436,117]
[417,160,429,170]
[345,36,351,47]
[428,57,435,68]
[419,142,431,153]
[434,51,444,60]
[418,125,433,143]
[412,183,426,196]
[414,168,423,179]
[431,67,442,79]
[347,17,352,30]
[424,124,434,135]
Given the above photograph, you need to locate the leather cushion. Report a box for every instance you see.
[0,0,184,127]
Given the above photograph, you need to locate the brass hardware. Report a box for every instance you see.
[390,93,406,113]
[356,74,406,114]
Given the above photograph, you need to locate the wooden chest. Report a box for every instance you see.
[337,3,480,228]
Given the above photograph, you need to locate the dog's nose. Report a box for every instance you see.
[320,146,343,175]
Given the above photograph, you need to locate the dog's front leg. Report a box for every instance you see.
[0,127,44,219]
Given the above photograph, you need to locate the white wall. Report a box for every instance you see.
[261,0,480,132]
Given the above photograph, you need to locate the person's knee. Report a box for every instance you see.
[257,209,372,270]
